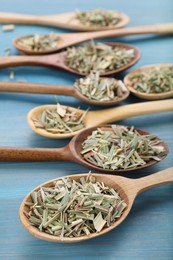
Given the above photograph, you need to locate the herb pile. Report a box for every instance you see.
[17,33,60,51]
[65,42,135,74]
[32,103,88,134]
[25,174,126,239]
[129,66,173,93]
[75,71,128,102]
[81,125,166,170]
[75,9,122,27]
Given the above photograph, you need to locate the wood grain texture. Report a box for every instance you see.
[0,0,173,259]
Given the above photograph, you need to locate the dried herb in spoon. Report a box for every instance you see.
[129,66,173,93]
[81,125,166,170]
[17,33,60,51]
[75,9,122,27]
[25,173,126,239]
[32,103,88,134]
[74,71,128,102]
[65,42,135,74]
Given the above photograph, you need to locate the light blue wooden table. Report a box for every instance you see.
[0,0,173,259]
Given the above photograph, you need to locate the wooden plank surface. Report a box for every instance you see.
[0,0,173,259]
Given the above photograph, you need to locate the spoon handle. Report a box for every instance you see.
[0,55,59,68]
[0,12,55,25]
[133,167,173,195]
[87,23,173,40]
[88,99,173,126]
[0,81,75,96]
[0,146,72,161]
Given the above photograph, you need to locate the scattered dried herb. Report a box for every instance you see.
[65,42,135,74]
[17,33,60,51]
[2,24,15,32]
[32,103,88,134]
[81,125,166,170]
[74,71,128,102]
[25,173,127,239]
[9,71,14,79]
[75,9,122,27]
[128,66,173,93]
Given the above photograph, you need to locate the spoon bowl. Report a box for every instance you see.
[0,79,129,106]
[0,124,168,173]
[19,167,173,242]
[27,99,173,139]
[124,64,173,100]
[0,11,130,31]
[0,42,141,76]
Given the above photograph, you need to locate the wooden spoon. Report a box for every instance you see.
[13,22,173,55]
[19,167,173,242]
[0,11,129,31]
[0,80,129,106]
[0,43,140,76]
[0,125,168,173]
[27,99,173,139]
[124,64,173,100]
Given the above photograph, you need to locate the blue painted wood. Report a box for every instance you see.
[0,0,173,259]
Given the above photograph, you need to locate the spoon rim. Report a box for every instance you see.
[124,63,173,100]
[19,172,131,243]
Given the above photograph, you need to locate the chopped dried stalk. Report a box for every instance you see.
[81,125,166,170]
[65,42,135,74]
[17,33,60,51]
[25,173,126,239]
[2,24,15,31]
[75,9,122,27]
[32,103,88,134]
[129,66,173,93]
[9,71,14,79]
[75,71,128,102]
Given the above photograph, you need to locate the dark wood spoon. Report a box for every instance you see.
[0,125,168,173]
[0,43,141,76]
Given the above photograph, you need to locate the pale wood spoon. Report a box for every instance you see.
[0,11,129,31]
[124,64,173,100]
[0,43,140,76]
[27,99,173,139]
[0,80,129,106]
[12,22,173,55]
[0,125,168,173]
[19,167,173,242]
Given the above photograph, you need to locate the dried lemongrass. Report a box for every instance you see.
[2,24,15,32]
[75,71,128,101]
[65,42,135,74]
[17,33,60,51]
[75,9,122,27]
[81,125,166,170]
[129,66,173,93]
[25,173,127,239]
[32,103,88,134]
